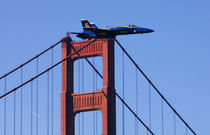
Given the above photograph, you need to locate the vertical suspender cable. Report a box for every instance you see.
[4,77,7,135]
[174,113,176,135]
[135,68,138,135]
[78,60,81,135]
[149,83,152,134]
[122,51,125,135]
[36,58,39,135]
[115,41,197,135]
[14,78,16,135]
[51,48,54,135]
[20,68,23,135]
[81,59,84,135]
[186,126,188,135]
[93,58,95,135]
[82,59,85,135]
[47,71,49,135]
[95,58,98,135]
[31,81,33,135]
[162,98,164,135]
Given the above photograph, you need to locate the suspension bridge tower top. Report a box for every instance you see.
[61,37,116,135]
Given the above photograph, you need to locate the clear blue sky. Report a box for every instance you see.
[0,0,210,135]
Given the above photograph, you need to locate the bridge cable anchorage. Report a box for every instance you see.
[51,48,54,135]
[0,39,63,80]
[0,39,97,98]
[122,51,125,135]
[36,57,39,135]
[115,40,197,135]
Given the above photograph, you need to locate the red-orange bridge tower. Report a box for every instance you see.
[61,38,116,135]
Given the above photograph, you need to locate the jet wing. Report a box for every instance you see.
[71,31,96,39]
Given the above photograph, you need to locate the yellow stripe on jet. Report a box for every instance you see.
[83,27,95,28]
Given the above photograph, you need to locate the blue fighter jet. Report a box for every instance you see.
[71,19,154,39]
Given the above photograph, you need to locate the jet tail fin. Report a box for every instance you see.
[81,19,97,31]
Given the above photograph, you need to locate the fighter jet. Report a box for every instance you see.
[71,19,154,39]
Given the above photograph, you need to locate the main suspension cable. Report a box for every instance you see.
[115,92,155,135]
[0,38,154,135]
[115,40,197,135]
[69,39,154,134]
[0,39,63,80]
[0,39,96,98]
[71,38,153,134]
[0,38,61,134]
[68,38,154,134]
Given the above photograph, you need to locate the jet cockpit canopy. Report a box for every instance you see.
[128,24,138,28]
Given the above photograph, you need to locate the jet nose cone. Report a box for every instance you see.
[137,28,154,34]
[146,28,154,33]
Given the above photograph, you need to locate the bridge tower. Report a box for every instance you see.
[61,37,116,135]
